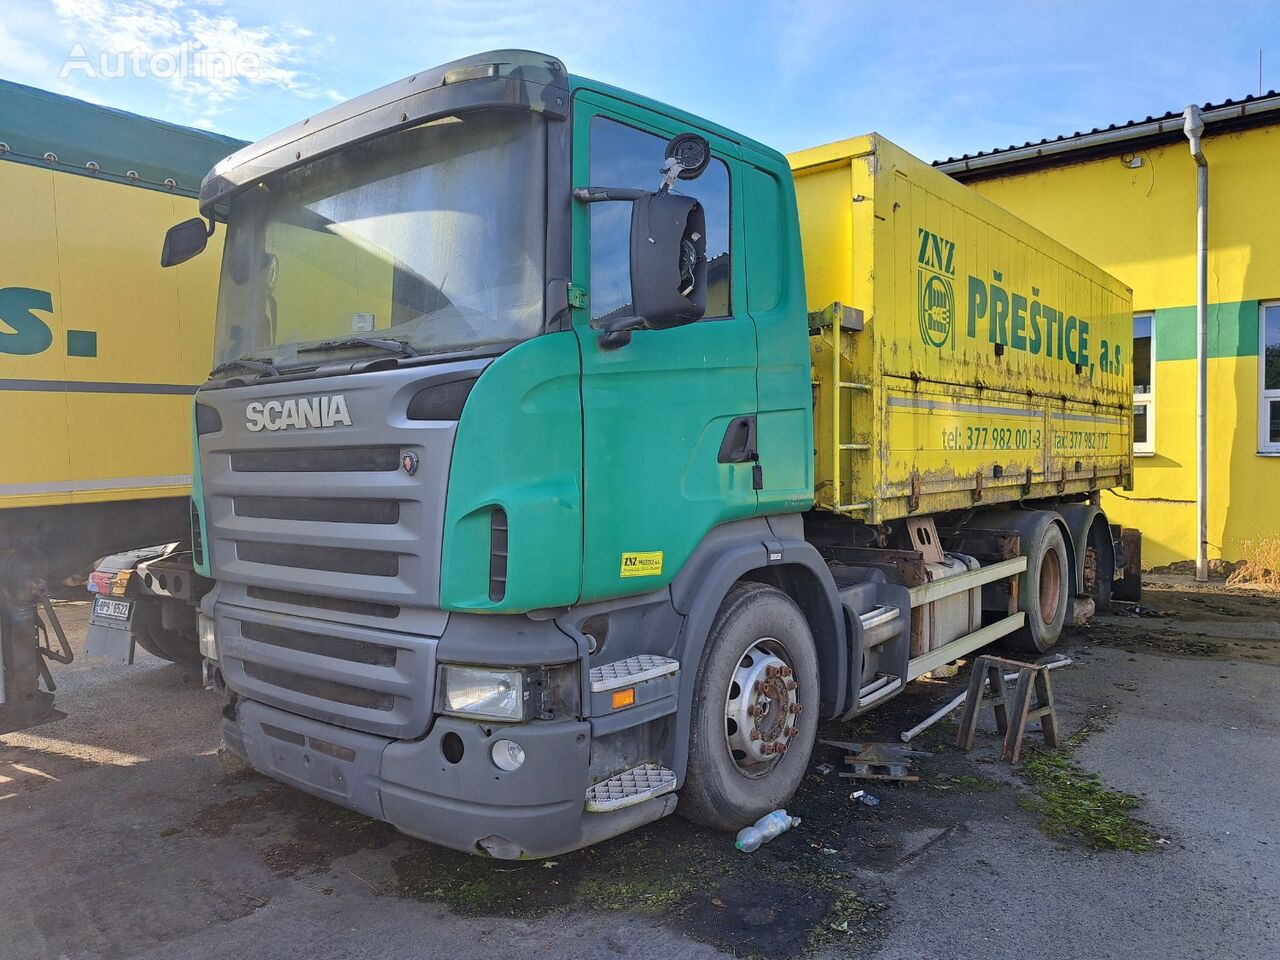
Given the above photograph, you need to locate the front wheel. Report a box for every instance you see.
[679,582,820,831]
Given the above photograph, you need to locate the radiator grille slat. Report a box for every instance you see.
[246,586,399,619]
[235,496,400,524]
[242,662,394,711]
[230,446,400,473]
[240,620,398,666]
[237,541,399,577]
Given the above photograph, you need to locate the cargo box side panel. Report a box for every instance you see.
[877,137,1131,410]
[793,143,882,515]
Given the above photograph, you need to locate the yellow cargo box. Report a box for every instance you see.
[789,134,1134,524]
[0,80,241,516]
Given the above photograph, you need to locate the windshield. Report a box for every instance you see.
[212,109,546,373]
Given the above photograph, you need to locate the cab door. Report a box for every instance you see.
[571,91,758,602]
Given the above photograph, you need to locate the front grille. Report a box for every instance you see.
[236,541,400,577]
[242,662,394,711]
[230,446,400,473]
[241,620,397,666]
[235,496,400,524]
[246,586,399,619]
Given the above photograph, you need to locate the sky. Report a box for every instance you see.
[2,0,1279,162]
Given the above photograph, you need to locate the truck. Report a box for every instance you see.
[0,80,241,730]
[164,50,1134,858]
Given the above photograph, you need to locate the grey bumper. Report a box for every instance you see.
[223,698,674,858]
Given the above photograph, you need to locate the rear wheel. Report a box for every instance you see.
[1004,520,1070,653]
[132,600,201,668]
[679,582,819,831]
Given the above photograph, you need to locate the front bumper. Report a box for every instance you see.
[223,697,675,858]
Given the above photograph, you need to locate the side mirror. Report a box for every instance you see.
[160,217,212,268]
[629,191,706,330]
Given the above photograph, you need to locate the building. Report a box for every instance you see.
[937,94,1280,568]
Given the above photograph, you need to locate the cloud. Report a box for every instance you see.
[50,0,330,126]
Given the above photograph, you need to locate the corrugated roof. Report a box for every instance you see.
[0,78,245,196]
[935,89,1280,178]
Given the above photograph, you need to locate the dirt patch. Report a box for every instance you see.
[1076,583,1280,665]
[189,777,400,874]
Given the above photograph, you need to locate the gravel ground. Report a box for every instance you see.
[2,583,1277,960]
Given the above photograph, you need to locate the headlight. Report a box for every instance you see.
[437,665,526,721]
[197,613,217,661]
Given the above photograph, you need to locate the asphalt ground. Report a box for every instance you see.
[2,579,1277,960]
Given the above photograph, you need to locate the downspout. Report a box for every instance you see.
[1182,105,1209,581]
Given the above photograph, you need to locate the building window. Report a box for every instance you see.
[1133,312,1154,454]
[588,115,731,324]
[1261,302,1280,453]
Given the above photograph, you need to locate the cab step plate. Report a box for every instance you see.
[589,655,679,693]
[585,763,677,813]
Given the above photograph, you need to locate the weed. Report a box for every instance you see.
[1227,537,1280,591]
[809,891,886,950]
[1018,735,1155,852]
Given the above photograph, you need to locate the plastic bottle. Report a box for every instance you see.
[734,810,801,852]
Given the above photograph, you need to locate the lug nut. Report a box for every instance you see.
[750,729,762,741]
[781,666,793,678]
[747,704,763,717]
[785,680,798,691]
[755,679,770,694]
[785,726,799,738]
[789,703,803,715]
[766,665,781,678]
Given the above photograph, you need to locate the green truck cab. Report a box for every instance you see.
[173,51,1131,858]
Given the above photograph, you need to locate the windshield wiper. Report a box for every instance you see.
[208,356,280,378]
[297,336,421,359]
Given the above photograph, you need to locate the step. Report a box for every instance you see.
[859,605,900,631]
[589,655,679,693]
[857,674,904,709]
[585,763,678,813]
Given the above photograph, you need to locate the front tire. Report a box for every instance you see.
[679,582,820,831]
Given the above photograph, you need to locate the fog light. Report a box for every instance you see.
[490,739,525,771]
[198,613,217,661]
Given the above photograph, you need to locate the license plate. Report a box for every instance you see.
[93,597,132,620]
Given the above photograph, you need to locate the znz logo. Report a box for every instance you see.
[245,395,352,432]
[916,228,955,349]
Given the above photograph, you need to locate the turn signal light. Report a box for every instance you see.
[611,688,635,710]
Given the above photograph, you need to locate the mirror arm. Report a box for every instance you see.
[597,314,647,350]
[572,187,649,204]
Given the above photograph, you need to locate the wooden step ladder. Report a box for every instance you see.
[955,655,1060,763]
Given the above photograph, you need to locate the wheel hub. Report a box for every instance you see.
[725,639,801,775]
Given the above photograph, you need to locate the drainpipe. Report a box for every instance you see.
[1183,105,1209,582]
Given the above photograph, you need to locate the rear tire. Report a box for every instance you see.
[132,600,201,668]
[679,582,820,831]
[1004,520,1070,654]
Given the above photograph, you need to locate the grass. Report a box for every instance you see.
[1018,730,1155,852]
[1227,536,1280,591]
[809,891,886,950]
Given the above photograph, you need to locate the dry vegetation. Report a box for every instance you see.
[1226,536,1280,591]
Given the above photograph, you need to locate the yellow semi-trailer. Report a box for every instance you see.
[0,80,242,729]
[175,52,1136,856]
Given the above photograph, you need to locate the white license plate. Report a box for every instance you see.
[93,597,132,620]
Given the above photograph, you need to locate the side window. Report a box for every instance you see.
[588,115,731,323]
[1261,302,1280,453]
[1133,312,1154,455]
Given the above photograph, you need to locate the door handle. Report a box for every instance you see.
[718,415,758,464]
